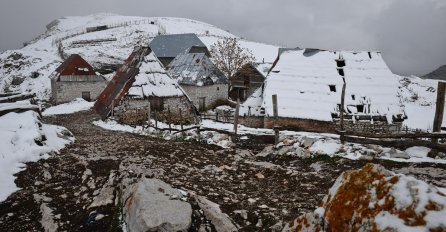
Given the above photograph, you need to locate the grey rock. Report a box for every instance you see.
[195,195,238,232]
[256,145,274,158]
[388,148,410,159]
[122,178,192,232]
[270,221,284,231]
[301,137,316,148]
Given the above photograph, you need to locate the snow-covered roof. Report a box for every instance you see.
[149,33,207,58]
[167,52,227,86]
[127,52,185,98]
[241,48,404,122]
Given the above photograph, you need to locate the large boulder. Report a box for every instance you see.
[286,163,446,232]
[122,178,192,232]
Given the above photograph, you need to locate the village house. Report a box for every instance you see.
[51,54,107,104]
[148,33,210,67]
[239,48,406,133]
[229,62,270,101]
[167,48,228,112]
[94,47,196,125]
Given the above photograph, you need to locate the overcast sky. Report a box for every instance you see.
[0,0,445,76]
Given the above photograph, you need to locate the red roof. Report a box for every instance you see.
[56,54,96,78]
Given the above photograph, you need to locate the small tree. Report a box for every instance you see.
[209,37,255,79]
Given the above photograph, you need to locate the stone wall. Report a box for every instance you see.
[239,116,264,128]
[52,80,107,104]
[264,117,338,133]
[115,96,196,125]
[181,84,228,111]
[334,119,403,134]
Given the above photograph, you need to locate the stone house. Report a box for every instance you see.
[167,50,228,112]
[94,47,196,125]
[229,63,270,102]
[239,48,406,133]
[149,33,209,67]
[51,54,107,104]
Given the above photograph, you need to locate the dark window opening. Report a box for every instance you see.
[337,68,344,76]
[336,59,345,67]
[368,52,372,59]
[82,91,91,101]
[351,95,355,100]
[195,59,200,63]
[329,85,336,92]
[198,97,206,112]
[357,105,364,113]
[217,87,219,91]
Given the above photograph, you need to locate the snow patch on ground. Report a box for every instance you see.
[43,98,94,116]
[0,111,74,201]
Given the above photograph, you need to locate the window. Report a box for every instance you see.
[329,85,336,92]
[337,68,344,76]
[336,59,345,67]
[217,87,220,91]
[351,95,355,100]
[368,52,372,59]
[357,105,364,113]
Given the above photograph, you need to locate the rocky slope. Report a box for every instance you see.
[422,64,446,80]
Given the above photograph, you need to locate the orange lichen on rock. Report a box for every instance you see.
[288,163,446,232]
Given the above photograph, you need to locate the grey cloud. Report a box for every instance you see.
[0,0,444,76]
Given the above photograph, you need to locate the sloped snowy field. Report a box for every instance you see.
[0,110,74,201]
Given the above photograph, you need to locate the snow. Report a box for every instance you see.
[405,146,431,158]
[309,140,341,156]
[0,111,73,201]
[250,48,404,121]
[129,52,185,98]
[375,172,446,231]
[42,98,94,116]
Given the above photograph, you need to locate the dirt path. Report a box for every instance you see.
[1,110,445,231]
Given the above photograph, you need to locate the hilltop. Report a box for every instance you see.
[0,13,279,99]
[422,64,446,81]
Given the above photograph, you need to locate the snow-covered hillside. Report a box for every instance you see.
[0,13,278,100]
[0,13,439,131]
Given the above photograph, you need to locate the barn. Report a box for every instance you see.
[229,62,270,101]
[51,54,107,104]
[148,33,209,67]
[239,48,406,133]
[167,49,228,112]
[94,46,196,125]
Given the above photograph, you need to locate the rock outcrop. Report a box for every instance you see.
[287,163,446,231]
[122,178,192,232]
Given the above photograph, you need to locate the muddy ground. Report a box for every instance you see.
[0,110,445,231]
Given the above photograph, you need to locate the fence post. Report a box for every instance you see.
[168,106,172,133]
[179,108,184,131]
[339,77,347,143]
[433,81,446,142]
[232,99,240,143]
[154,111,158,128]
[147,102,151,127]
[272,94,280,145]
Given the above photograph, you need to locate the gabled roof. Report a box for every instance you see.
[127,52,186,98]
[241,48,404,122]
[94,47,191,118]
[149,33,207,58]
[55,54,96,77]
[94,47,149,117]
[167,52,227,86]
